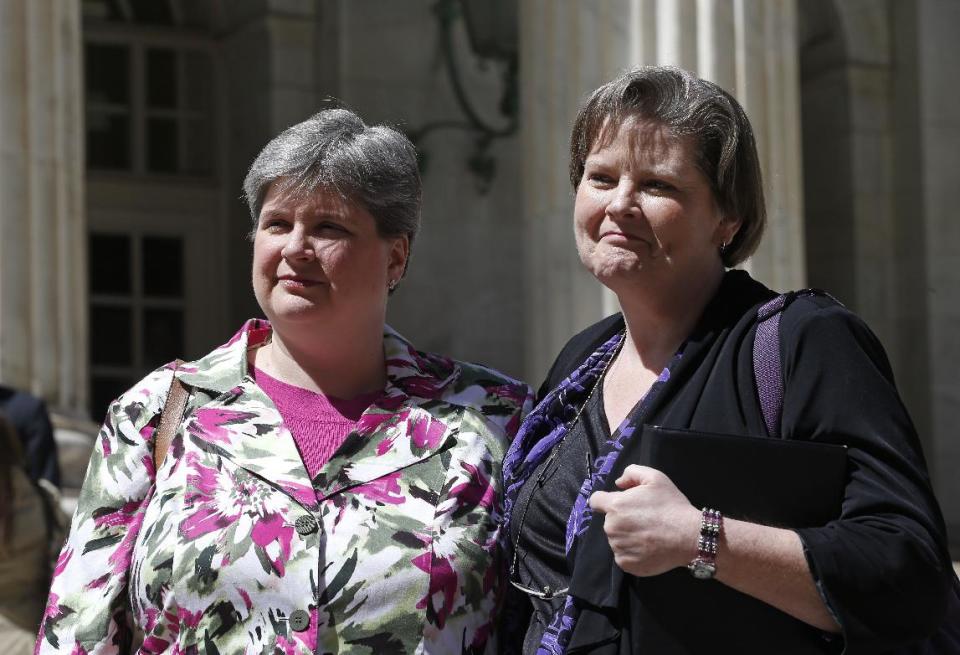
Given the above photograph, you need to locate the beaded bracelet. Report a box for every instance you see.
[688,507,723,580]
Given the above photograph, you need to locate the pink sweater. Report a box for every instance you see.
[252,366,380,478]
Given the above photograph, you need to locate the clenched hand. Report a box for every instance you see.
[589,464,702,577]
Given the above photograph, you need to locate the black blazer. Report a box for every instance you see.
[533,271,950,655]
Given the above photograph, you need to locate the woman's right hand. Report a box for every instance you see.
[591,464,841,632]
[589,464,701,577]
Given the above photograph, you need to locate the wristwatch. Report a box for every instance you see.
[688,507,722,580]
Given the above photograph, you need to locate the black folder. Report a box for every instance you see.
[620,426,849,653]
[639,425,848,527]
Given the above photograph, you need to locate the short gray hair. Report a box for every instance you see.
[243,108,421,272]
[569,66,765,267]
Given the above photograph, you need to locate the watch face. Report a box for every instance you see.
[689,560,716,580]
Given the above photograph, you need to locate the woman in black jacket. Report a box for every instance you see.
[501,66,953,654]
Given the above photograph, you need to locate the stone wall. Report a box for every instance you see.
[335,0,528,379]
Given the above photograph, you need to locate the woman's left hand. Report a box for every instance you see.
[589,464,702,577]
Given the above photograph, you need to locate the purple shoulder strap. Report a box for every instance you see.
[754,294,788,438]
[753,290,832,438]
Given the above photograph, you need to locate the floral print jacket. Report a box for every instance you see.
[36,320,533,655]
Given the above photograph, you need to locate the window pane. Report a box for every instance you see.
[180,2,212,29]
[147,118,178,172]
[85,43,130,104]
[182,51,212,112]
[182,119,213,175]
[90,305,133,366]
[147,48,177,109]
[142,236,183,297]
[90,375,135,424]
[128,0,174,25]
[82,0,125,22]
[89,233,131,295]
[143,309,184,369]
[87,111,131,169]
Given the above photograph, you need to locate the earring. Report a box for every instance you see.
[387,279,398,291]
[719,240,729,254]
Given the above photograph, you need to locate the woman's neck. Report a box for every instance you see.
[615,266,725,373]
[253,321,387,399]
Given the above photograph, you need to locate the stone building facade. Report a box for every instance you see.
[0,0,957,551]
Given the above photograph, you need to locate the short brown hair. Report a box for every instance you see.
[569,66,765,267]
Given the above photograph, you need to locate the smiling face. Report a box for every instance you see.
[573,118,740,299]
[251,183,408,334]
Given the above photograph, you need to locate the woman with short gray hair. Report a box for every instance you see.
[503,66,954,653]
[37,107,533,655]
[243,108,422,275]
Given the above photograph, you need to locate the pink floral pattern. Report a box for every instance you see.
[35,320,533,655]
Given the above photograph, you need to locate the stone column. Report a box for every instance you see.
[917,0,960,544]
[520,0,634,379]
[520,0,805,380]
[731,0,806,292]
[0,0,86,415]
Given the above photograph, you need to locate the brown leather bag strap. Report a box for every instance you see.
[154,360,188,471]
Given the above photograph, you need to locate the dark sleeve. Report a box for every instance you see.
[19,397,61,488]
[780,301,951,654]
